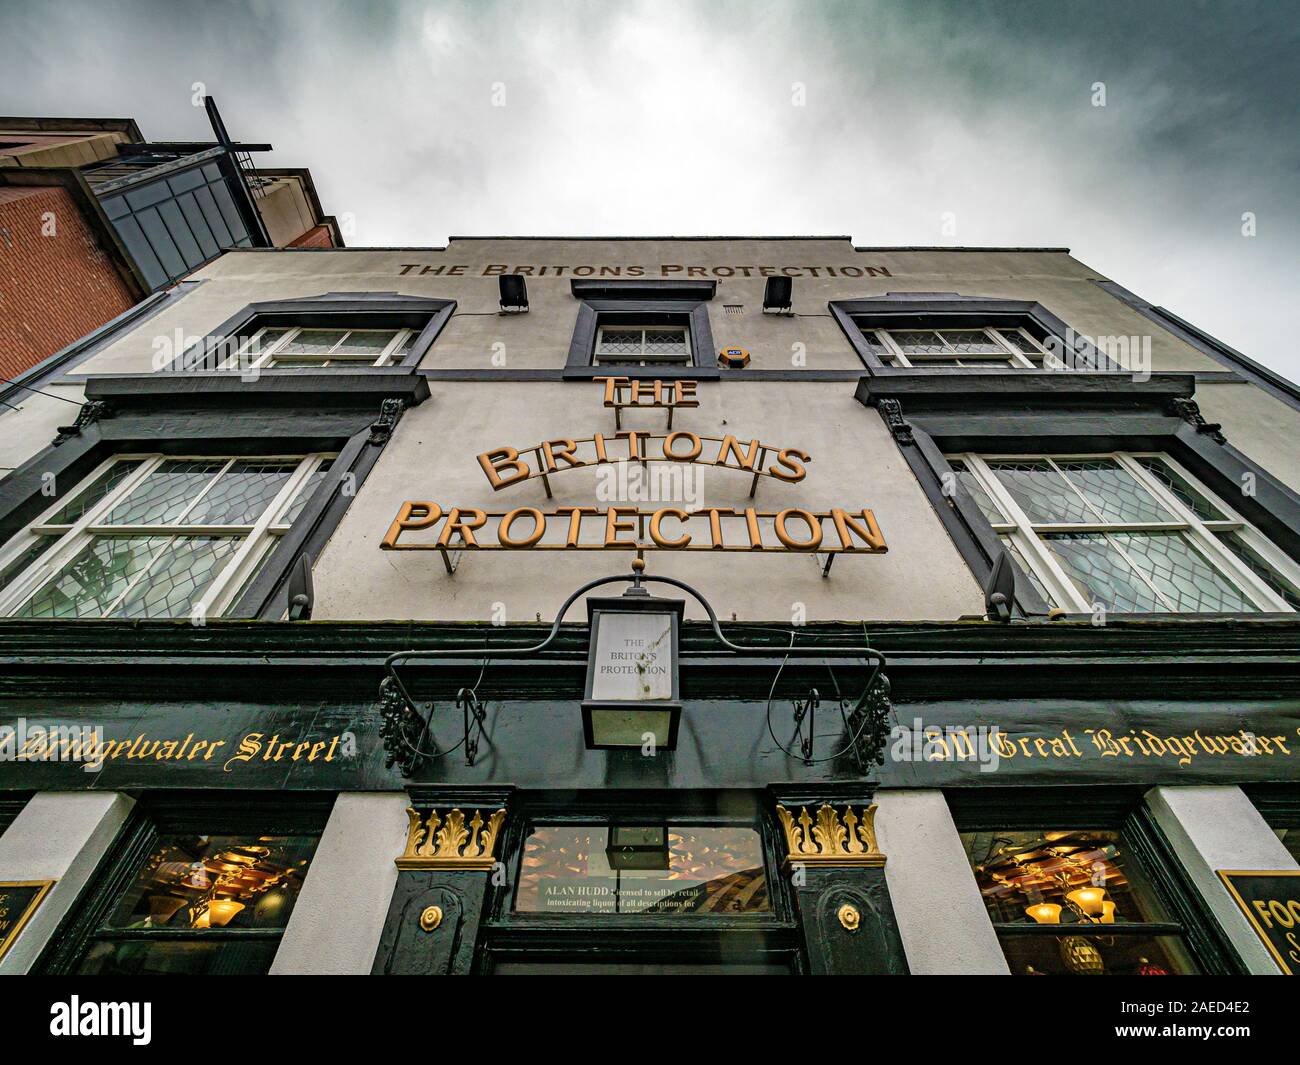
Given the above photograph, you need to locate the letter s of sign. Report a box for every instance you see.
[223,732,263,772]
[769,447,809,483]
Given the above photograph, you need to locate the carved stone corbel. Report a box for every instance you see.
[53,400,113,446]
[368,397,405,445]
[873,397,914,445]
[1165,397,1226,444]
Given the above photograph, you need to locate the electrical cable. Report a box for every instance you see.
[383,565,890,770]
[0,378,84,405]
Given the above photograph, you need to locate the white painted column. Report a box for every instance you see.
[874,788,1009,974]
[1146,785,1298,974]
[0,791,135,974]
[270,791,410,975]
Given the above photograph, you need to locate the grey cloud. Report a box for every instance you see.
[1,0,1296,375]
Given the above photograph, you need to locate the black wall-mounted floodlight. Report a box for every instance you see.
[763,276,793,313]
[984,550,1017,622]
[499,274,529,312]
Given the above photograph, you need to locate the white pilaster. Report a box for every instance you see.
[874,788,1009,974]
[0,791,135,974]
[1146,784,1299,974]
[270,791,410,975]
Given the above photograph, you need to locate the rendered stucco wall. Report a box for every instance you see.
[1194,381,1300,494]
[68,240,1226,377]
[0,237,1288,625]
[875,789,1010,974]
[270,792,410,975]
[1147,785,1300,974]
[0,791,134,973]
[312,376,984,622]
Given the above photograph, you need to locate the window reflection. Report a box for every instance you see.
[515,825,769,915]
[962,829,1198,975]
[108,835,316,930]
[74,833,319,976]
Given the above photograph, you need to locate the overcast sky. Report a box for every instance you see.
[3,0,1297,377]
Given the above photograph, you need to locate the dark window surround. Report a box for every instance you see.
[0,793,30,835]
[1095,280,1300,413]
[564,280,719,380]
[946,785,1246,975]
[1242,785,1300,832]
[173,292,455,372]
[34,791,334,976]
[832,295,1115,375]
[857,372,1300,619]
[0,370,428,620]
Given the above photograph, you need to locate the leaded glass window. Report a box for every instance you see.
[0,453,334,620]
[594,324,691,366]
[221,326,416,369]
[853,324,1047,368]
[945,452,1300,614]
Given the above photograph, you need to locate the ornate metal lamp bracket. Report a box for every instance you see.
[379,561,892,779]
[376,678,493,775]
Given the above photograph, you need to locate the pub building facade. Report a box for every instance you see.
[0,237,1298,977]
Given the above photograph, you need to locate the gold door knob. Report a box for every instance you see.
[419,905,443,932]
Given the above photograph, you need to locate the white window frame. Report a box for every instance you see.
[948,451,1300,614]
[594,323,692,367]
[0,453,334,619]
[228,326,415,370]
[864,325,1045,368]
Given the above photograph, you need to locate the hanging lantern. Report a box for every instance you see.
[581,586,684,751]
[1066,885,1108,918]
[1059,935,1105,975]
[604,826,671,870]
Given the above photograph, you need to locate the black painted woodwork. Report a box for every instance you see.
[372,870,488,975]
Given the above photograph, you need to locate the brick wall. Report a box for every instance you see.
[288,223,336,249]
[0,186,136,380]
